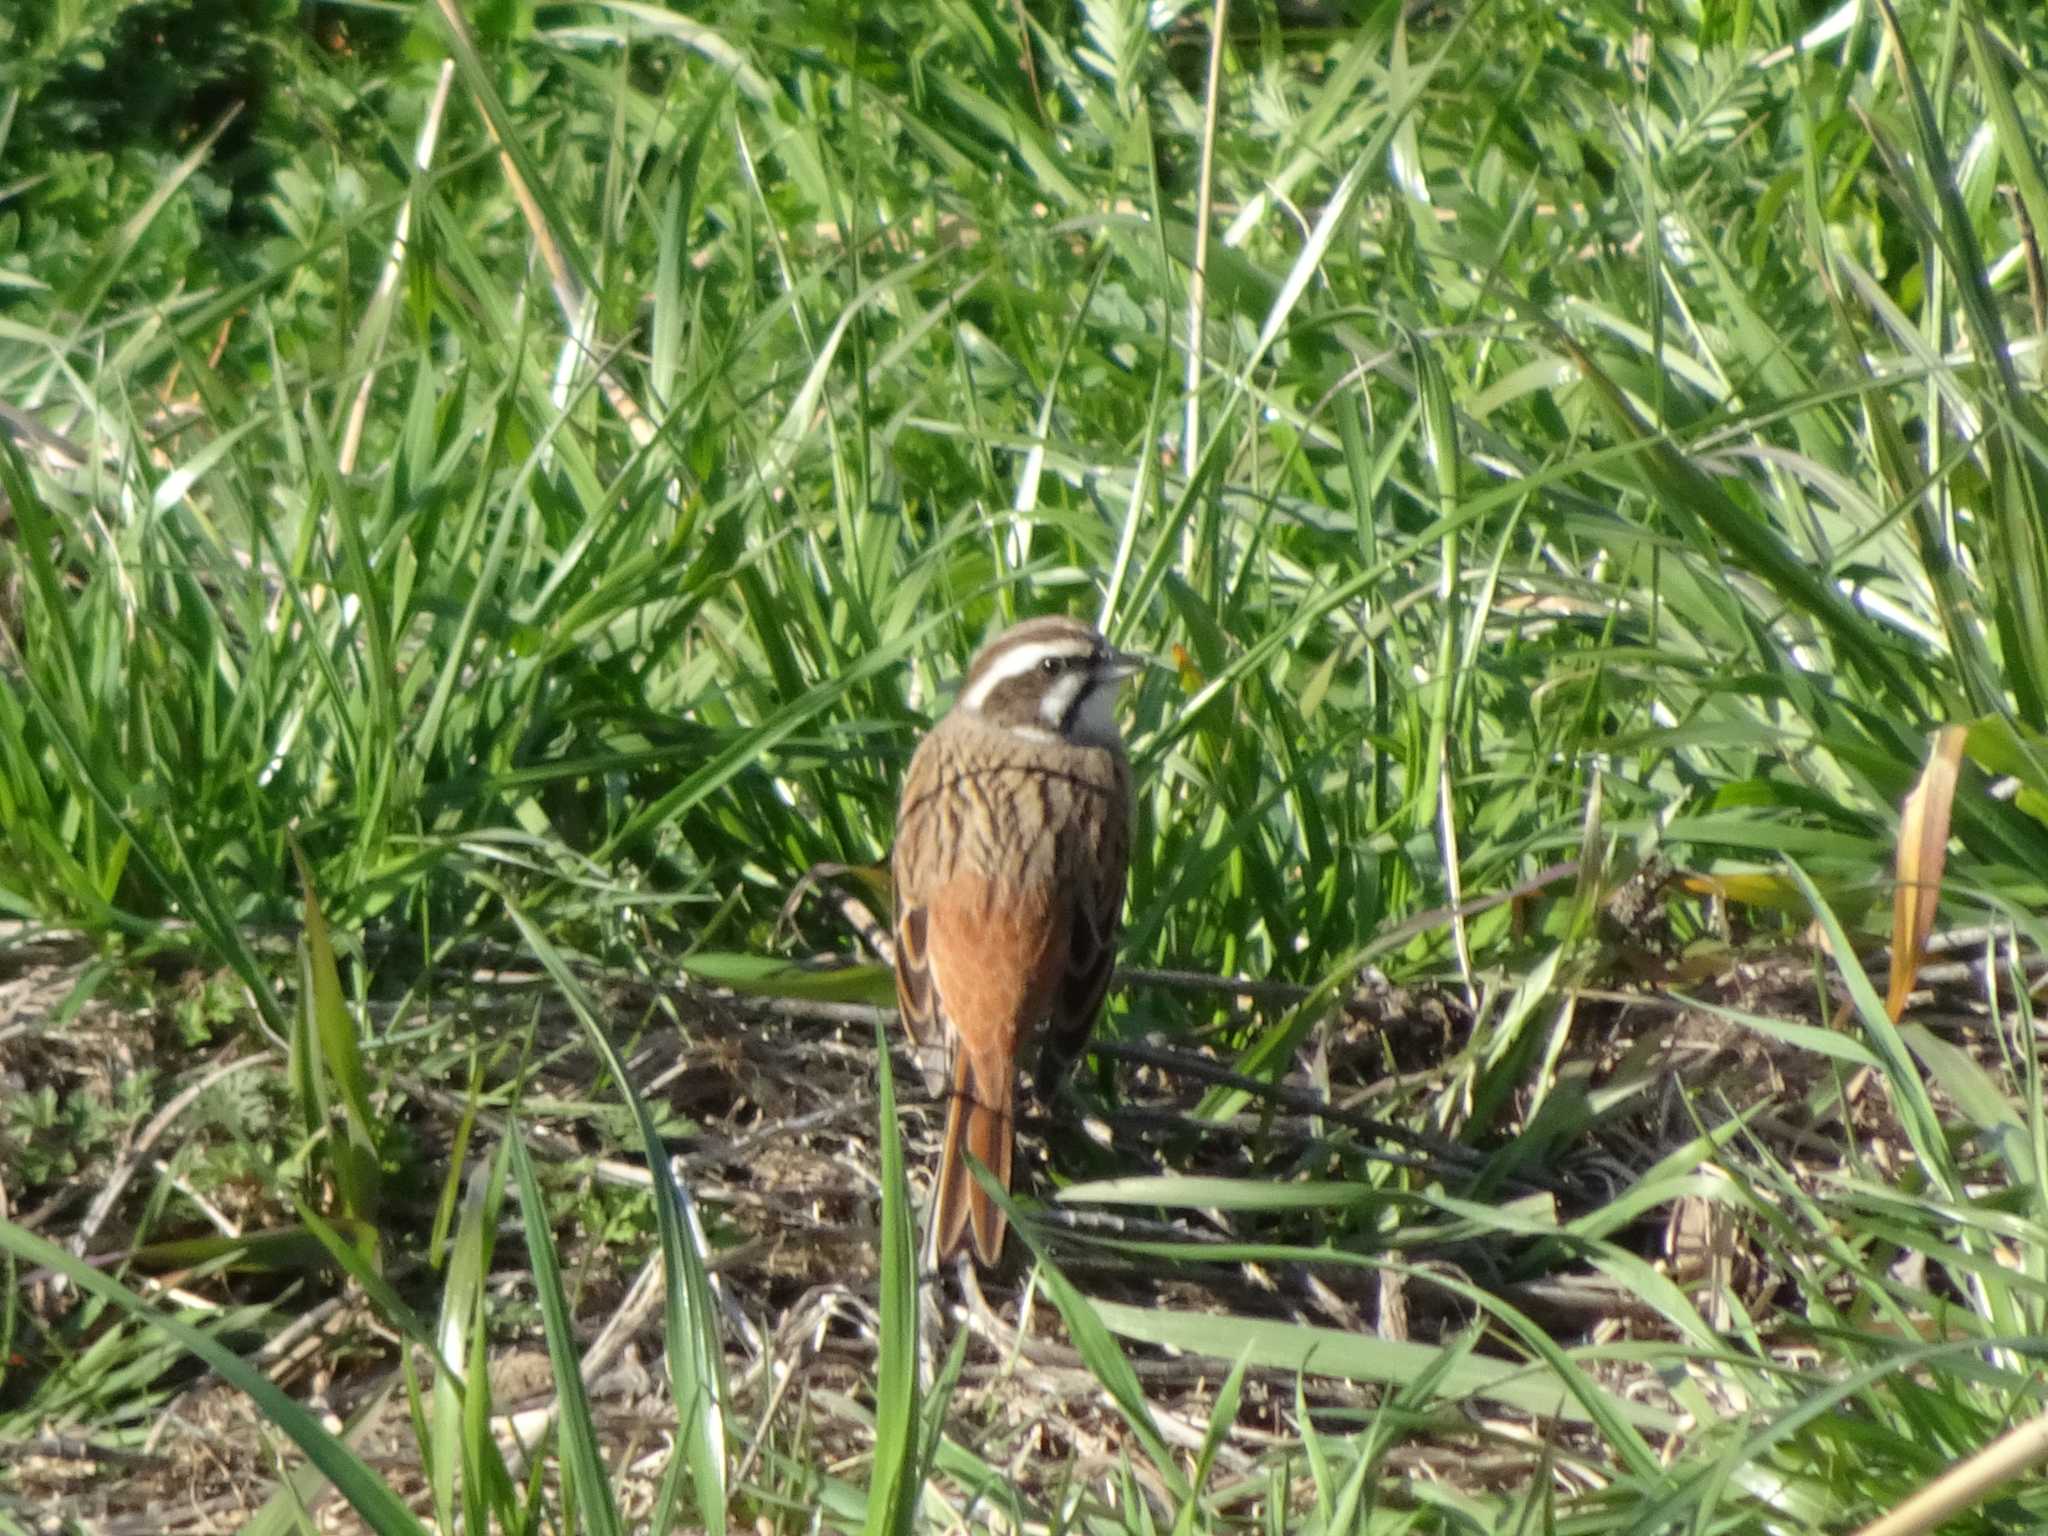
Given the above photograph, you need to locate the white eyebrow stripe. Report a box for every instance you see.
[959,638,1088,712]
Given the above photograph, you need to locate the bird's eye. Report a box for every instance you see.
[1040,656,1064,676]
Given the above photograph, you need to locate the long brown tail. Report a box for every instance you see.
[928,1045,1014,1266]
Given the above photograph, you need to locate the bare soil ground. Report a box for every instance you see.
[0,907,2021,1533]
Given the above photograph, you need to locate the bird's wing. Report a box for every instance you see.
[922,870,1066,1057]
[1039,759,1131,1087]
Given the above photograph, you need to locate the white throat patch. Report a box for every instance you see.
[1036,671,1088,730]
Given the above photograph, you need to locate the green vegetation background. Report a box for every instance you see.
[7,0,2048,1530]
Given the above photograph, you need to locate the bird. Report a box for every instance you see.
[891,615,1141,1267]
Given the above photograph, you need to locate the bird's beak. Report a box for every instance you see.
[1102,646,1149,683]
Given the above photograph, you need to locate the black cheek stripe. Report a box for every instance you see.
[1055,681,1098,737]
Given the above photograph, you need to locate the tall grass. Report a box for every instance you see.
[5,0,2048,1529]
